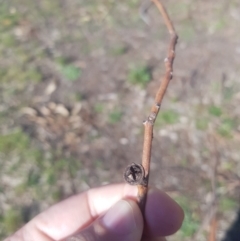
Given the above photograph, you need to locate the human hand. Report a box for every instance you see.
[5,183,184,241]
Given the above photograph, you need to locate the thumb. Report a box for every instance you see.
[67,199,144,241]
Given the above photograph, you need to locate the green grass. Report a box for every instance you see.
[56,57,82,81]
[2,209,23,234]
[212,19,227,32]
[221,161,234,171]
[194,102,238,138]
[94,103,105,113]
[74,93,83,101]
[209,3,228,33]
[180,158,188,167]
[60,64,82,81]
[156,109,179,126]
[0,55,42,89]
[94,159,103,169]
[127,0,139,8]
[110,44,128,56]
[67,158,82,176]
[175,196,200,237]
[108,110,123,124]
[27,169,41,186]
[0,5,21,32]
[45,168,56,185]
[168,2,190,16]
[223,85,236,101]
[0,130,31,154]
[0,127,83,237]
[202,179,212,192]
[128,65,151,87]
[52,188,63,202]
[1,33,16,47]
[178,21,196,42]
[217,118,235,138]
[219,197,238,212]
[0,66,42,85]
[0,7,43,88]
[0,129,44,184]
[196,117,209,130]
[208,105,222,117]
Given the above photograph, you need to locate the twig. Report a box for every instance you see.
[193,204,217,240]
[124,0,178,214]
[208,218,217,241]
[193,131,219,240]
[138,0,178,212]
[208,132,219,241]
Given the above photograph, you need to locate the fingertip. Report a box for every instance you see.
[98,199,144,241]
[144,188,184,237]
[102,199,143,236]
[126,199,144,235]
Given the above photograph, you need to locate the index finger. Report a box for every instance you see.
[18,184,138,240]
[8,183,183,240]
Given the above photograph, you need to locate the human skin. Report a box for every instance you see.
[5,183,184,241]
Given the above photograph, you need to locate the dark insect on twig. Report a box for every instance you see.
[124,163,146,186]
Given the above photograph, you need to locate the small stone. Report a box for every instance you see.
[55,104,69,117]
[21,107,37,116]
[71,102,82,116]
[45,81,57,95]
[48,102,57,110]
[119,138,129,145]
[39,106,51,116]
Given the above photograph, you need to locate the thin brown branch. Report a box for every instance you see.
[193,131,219,240]
[123,0,178,216]
[137,0,178,212]
[207,131,219,241]
[208,217,217,241]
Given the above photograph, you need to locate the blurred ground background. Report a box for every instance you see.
[0,0,240,240]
